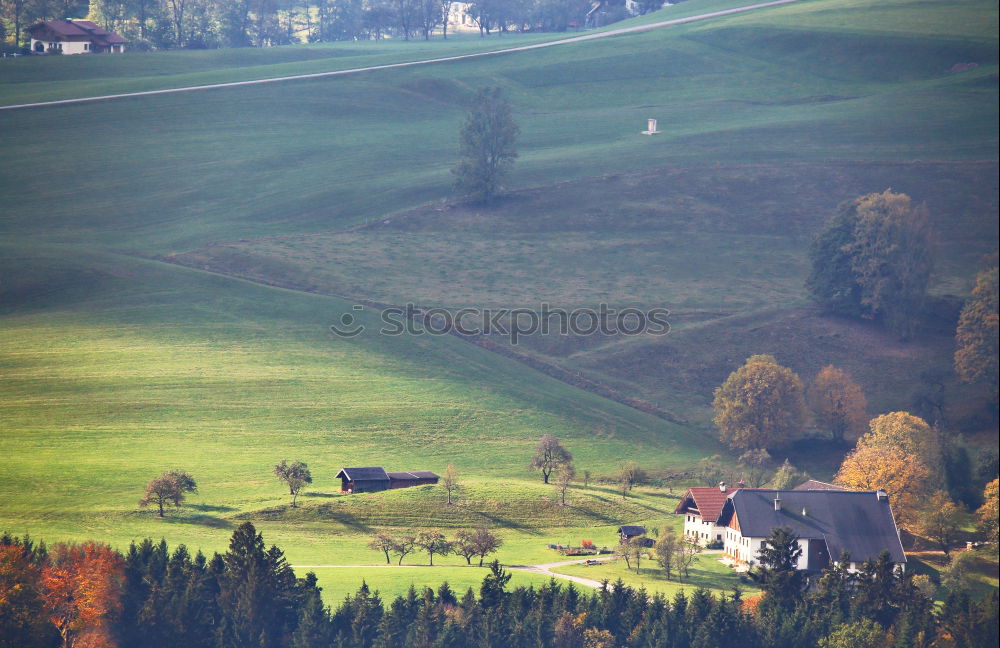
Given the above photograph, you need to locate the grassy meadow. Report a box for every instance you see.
[1,0,998,601]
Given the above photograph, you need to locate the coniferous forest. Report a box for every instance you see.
[2,523,997,648]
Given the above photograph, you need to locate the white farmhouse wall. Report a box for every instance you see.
[683,513,726,545]
[29,39,123,54]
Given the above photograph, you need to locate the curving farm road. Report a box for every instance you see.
[0,0,803,111]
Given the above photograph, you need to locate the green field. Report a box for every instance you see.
[1,0,997,601]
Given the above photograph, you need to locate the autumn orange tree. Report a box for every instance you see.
[918,491,965,556]
[41,542,124,648]
[955,267,998,403]
[807,365,868,445]
[712,354,809,451]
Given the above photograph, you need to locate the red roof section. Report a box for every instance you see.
[27,20,127,45]
[674,486,737,522]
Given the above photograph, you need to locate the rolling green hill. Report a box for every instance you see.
[1,0,997,599]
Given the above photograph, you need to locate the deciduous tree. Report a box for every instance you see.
[0,543,56,648]
[712,355,809,451]
[416,530,450,566]
[808,365,868,444]
[531,433,572,484]
[769,459,809,490]
[654,530,680,581]
[617,460,643,499]
[674,538,700,582]
[807,190,934,339]
[471,527,503,567]
[860,411,943,481]
[977,478,999,544]
[273,459,312,507]
[452,530,478,565]
[368,532,395,564]
[41,542,125,648]
[139,470,197,517]
[555,462,576,506]
[955,267,998,403]
[443,463,458,505]
[738,449,772,488]
[452,86,519,203]
[390,534,416,566]
[918,491,964,556]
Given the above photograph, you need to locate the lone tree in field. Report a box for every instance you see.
[273,460,312,507]
[471,527,503,566]
[712,355,809,451]
[555,462,576,506]
[452,86,519,203]
[954,267,998,404]
[443,463,459,505]
[807,365,868,445]
[139,470,197,517]
[807,189,934,339]
[531,434,572,484]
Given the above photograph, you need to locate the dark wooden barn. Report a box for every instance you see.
[336,467,439,494]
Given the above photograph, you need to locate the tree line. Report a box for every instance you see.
[1,0,667,52]
[367,526,502,566]
[2,523,996,648]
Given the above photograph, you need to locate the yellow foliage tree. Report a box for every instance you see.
[834,443,931,531]
[859,411,943,484]
[712,355,809,451]
[807,365,868,444]
[954,267,998,403]
[977,478,999,544]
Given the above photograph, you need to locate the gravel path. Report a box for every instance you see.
[0,0,803,111]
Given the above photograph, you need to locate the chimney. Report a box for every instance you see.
[876,489,888,501]
[719,481,727,493]
[774,496,782,512]
[737,479,746,489]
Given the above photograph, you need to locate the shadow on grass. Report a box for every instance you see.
[302,492,341,499]
[190,503,237,513]
[472,511,542,536]
[161,513,234,529]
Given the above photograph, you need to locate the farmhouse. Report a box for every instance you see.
[674,482,740,546]
[336,467,439,494]
[718,489,906,572]
[27,20,126,55]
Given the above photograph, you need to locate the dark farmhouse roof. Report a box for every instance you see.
[27,20,127,45]
[336,467,390,482]
[793,479,845,491]
[720,490,905,564]
[386,471,439,480]
[617,525,646,537]
[673,486,737,520]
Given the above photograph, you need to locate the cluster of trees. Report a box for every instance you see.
[712,355,867,451]
[367,526,502,566]
[0,0,662,52]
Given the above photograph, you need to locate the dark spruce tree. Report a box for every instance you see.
[751,527,806,612]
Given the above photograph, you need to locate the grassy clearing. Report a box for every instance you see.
[907,549,1000,602]
[551,553,758,599]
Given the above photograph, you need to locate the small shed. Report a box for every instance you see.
[387,471,440,489]
[618,525,646,540]
[336,467,391,494]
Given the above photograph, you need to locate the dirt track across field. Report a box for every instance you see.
[0,0,803,111]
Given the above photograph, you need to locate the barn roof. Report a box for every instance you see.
[336,467,390,482]
[618,525,646,537]
[673,486,737,521]
[720,490,905,564]
[793,479,845,491]
[387,471,439,480]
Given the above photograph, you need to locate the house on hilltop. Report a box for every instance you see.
[336,467,439,494]
[719,489,906,572]
[674,482,740,545]
[27,20,126,55]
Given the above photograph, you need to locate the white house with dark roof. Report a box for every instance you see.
[27,20,126,55]
[717,488,906,572]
